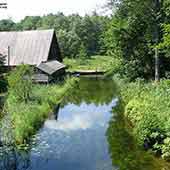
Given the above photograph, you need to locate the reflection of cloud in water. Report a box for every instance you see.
[44,99,118,132]
[45,111,103,131]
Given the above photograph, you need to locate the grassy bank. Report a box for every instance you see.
[115,78,170,160]
[4,78,78,144]
[64,55,121,72]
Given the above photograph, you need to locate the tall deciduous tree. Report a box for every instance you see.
[154,0,164,82]
[105,0,167,80]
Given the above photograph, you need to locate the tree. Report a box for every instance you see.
[57,29,81,58]
[20,16,41,30]
[0,19,15,31]
[104,0,167,80]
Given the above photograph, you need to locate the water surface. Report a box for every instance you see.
[29,77,117,170]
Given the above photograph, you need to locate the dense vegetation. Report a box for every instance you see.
[104,0,170,161]
[1,65,78,144]
[107,101,170,170]
[0,13,109,58]
[104,0,170,80]
[112,77,170,160]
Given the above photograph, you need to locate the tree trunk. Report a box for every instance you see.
[155,47,160,82]
[154,0,161,82]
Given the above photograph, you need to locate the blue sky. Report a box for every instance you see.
[0,0,108,21]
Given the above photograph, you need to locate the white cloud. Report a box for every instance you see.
[0,0,107,21]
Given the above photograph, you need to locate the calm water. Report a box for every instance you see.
[0,77,170,170]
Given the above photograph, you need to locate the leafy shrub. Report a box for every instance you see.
[162,138,170,160]
[7,64,33,103]
[117,78,170,159]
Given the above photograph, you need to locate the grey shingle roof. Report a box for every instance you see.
[37,60,66,75]
[0,29,55,66]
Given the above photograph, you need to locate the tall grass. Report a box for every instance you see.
[4,77,78,144]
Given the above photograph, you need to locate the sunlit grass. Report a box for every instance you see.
[64,55,115,72]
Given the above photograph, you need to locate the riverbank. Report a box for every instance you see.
[107,102,170,170]
[115,78,170,160]
[3,78,78,144]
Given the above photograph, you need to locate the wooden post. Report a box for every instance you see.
[8,46,10,66]
[155,47,160,82]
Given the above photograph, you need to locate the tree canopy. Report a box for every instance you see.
[0,13,109,59]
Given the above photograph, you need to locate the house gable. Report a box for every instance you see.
[48,32,62,62]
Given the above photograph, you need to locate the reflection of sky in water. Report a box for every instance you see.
[44,99,117,131]
[29,99,118,170]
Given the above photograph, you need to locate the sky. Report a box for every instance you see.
[0,0,108,22]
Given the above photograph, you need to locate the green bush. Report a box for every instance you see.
[117,78,170,159]
[7,64,33,103]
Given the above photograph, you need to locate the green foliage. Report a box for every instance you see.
[57,29,81,58]
[162,138,170,160]
[19,16,41,30]
[4,77,78,144]
[158,24,170,58]
[0,13,109,59]
[0,19,15,31]
[7,65,33,103]
[117,78,170,159]
[103,0,170,80]
[78,43,88,61]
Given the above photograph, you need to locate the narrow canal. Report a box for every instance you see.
[28,77,117,170]
[0,77,170,170]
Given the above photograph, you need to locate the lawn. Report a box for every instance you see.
[64,55,116,72]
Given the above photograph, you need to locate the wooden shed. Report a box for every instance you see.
[34,60,66,83]
[0,29,66,83]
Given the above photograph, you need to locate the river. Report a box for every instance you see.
[0,77,169,170]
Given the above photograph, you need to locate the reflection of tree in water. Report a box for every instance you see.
[106,104,170,170]
[0,96,5,116]
[0,111,31,170]
[0,146,30,170]
[62,77,117,106]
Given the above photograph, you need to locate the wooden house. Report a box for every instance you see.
[0,29,66,83]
